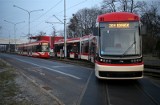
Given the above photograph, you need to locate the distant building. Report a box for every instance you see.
[0,38,28,52]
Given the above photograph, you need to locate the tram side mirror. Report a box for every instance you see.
[92,27,98,36]
[140,25,147,36]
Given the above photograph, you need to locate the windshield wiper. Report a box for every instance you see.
[122,33,136,56]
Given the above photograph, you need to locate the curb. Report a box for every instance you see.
[19,71,64,105]
[0,58,64,105]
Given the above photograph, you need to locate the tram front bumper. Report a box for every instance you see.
[95,63,143,79]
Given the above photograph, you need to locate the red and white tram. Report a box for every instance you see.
[54,35,97,62]
[67,37,80,59]
[95,12,144,79]
[54,39,65,58]
[17,40,50,58]
[80,35,97,62]
[54,37,81,58]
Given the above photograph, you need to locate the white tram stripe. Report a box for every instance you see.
[15,58,81,80]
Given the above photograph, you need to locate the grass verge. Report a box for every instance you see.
[0,59,31,105]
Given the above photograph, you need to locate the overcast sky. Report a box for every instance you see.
[0,0,159,42]
[0,0,101,41]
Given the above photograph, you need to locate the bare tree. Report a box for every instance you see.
[101,0,146,13]
[37,31,46,36]
[101,0,117,12]
[68,14,79,38]
[141,2,160,54]
[131,1,147,14]
[141,4,160,37]
[68,7,103,37]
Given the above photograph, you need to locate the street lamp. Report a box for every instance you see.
[13,5,43,40]
[4,20,25,52]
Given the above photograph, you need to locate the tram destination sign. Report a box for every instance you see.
[109,23,129,28]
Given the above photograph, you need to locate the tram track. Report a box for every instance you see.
[43,57,160,105]
[100,79,160,105]
[1,54,160,105]
[104,83,111,105]
[136,78,160,105]
[49,57,160,79]
[135,83,159,105]
[76,71,93,105]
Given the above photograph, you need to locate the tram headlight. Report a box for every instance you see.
[104,59,111,63]
[98,57,112,63]
[131,58,142,63]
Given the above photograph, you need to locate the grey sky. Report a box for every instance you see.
[0,0,101,41]
[0,0,159,43]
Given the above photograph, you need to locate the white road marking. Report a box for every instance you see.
[15,58,81,80]
[76,71,93,105]
[51,65,74,68]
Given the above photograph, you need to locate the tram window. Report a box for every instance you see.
[32,46,36,52]
[82,41,89,53]
[42,45,49,52]
[36,45,41,52]
[84,46,89,53]
[72,46,78,53]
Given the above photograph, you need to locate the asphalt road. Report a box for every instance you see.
[0,53,160,105]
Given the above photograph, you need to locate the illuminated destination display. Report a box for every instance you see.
[42,43,48,45]
[109,23,129,28]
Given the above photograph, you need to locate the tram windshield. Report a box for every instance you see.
[100,22,141,57]
[41,43,49,52]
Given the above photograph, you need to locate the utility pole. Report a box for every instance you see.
[50,0,67,58]
[13,5,43,41]
[8,32,11,53]
[64,0,67,58]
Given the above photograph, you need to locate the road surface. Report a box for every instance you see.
[0,53,160,105]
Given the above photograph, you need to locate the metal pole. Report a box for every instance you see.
[9,33,10,53]
[64,0,67,58]
[14,24,16,51]
[13,5,43,41]
[28,12,30,39]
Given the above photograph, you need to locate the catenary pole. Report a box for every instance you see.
[64,0,67,58]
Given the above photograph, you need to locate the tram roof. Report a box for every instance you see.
[97,12,140,22]
[17,40,49,47]
[54,35,95,44]
[54,37,80,44]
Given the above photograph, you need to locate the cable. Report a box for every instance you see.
[19,0,63,35]
[21,0,88,36]
[33,0,88,27]
[56,0,87,15]
[31,0,63,23]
